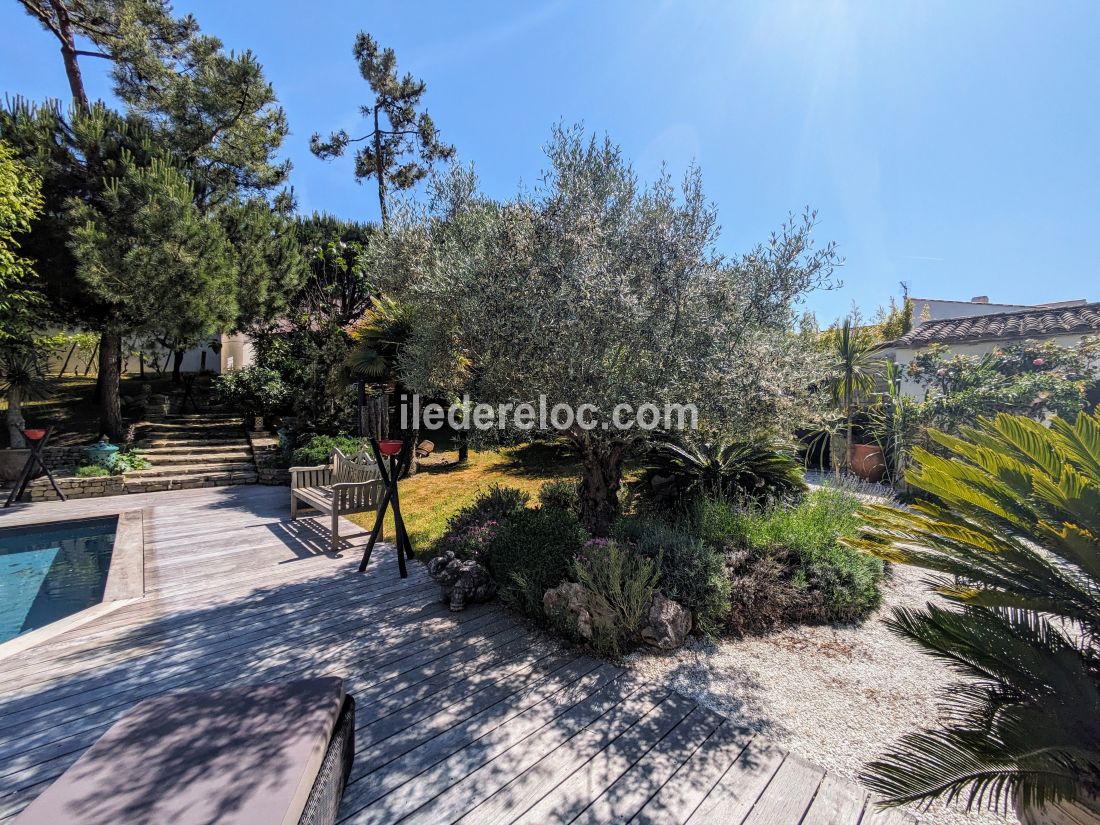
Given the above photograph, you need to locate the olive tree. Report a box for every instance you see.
[386,127,839,534]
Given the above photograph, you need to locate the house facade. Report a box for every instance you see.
[891,296,1100,398]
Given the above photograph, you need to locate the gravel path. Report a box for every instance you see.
[626,563,1014,825]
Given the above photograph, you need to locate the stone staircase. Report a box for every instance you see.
[126,414,259,493]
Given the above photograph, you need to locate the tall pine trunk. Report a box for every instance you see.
[577,439,624,537]
[98,331,123,440]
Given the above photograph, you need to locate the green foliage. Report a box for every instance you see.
[310,32,454,227]
[290,433,365,467]
[258,324,356,433]
[387,127,839,534]
[0,140,44,343]
[106,447,150,475]
[615,514,732,637]
[537,479,580,513]
[74,464,110,478]
[906,339,1099,428]
[292,214,375,326]
[487,507,587,619]
[635,435,807,512]
[214,366,289,418]
[571,539,660,656]
[446,483,530,534]
[346,295,417,383]
[849,411,1100,814]
[720,488,883,631]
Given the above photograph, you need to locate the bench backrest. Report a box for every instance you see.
[332,447,381,485]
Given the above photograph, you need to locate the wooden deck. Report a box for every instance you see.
[0,486,916,824]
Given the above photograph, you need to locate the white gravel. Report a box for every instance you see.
[626,563,1015,825]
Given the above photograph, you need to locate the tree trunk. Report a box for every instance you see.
[577,440,624,537]
[171,349,185,384]
[48,0,91,113]
[457,430,469,463]
[98,331,124,440]
[6,388,26,449]
[373,106,388,230]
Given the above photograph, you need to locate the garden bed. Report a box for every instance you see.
[626,563,1012,825]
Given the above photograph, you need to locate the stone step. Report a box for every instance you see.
[144,451,255,466]
[141,443,255,456]
[139,419,245,430]
[125,461,257,478]
[140,436,251,448]
[123,471,258,494]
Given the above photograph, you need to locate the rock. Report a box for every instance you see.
[426,551,496,611]
[543,581,616,641]
[641,593,692,650]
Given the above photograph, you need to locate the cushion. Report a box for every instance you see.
[15,678,346,825]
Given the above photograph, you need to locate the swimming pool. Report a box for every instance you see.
[0,516,118,644]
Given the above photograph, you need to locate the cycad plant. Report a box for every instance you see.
[636,434,807,511]
[2,349,49,448]
[848,411,1100,818]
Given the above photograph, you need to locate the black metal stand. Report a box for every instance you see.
[4,427,66,508]
[357,436,414,577]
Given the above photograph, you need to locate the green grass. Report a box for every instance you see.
[349,441,584,554]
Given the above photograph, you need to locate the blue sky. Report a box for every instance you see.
[2,0,1097,322]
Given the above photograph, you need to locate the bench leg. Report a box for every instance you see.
[331,509,340,552]
[291,492,298,519]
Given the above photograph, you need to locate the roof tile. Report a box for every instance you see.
[895,302,1100,347]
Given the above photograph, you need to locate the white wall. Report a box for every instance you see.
[894,334,1092,399]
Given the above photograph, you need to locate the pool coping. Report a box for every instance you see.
[0,508,146,662]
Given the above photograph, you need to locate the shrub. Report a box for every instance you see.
[570,538,660,656]
[721,488,883,631]
[487,507,587,619]
[615,515,731,637]
[214,366,290,418]
[290,433,365,467]
[537,479,579,513]
[106,448,150,475]
[635,435,807,513]
[447,484,530,534]
[75,464,109,478]
[434,520,499,562]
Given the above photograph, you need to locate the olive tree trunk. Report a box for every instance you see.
[576,437,625,537]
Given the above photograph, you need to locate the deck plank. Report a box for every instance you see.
[0,485,875,825]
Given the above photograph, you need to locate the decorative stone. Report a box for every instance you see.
[641,593,692,650]
[426,551,496,611]
[543,581,616,641]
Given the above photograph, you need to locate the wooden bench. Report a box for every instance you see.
[290,448,383,551]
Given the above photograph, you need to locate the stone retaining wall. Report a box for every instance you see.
[27,474,126,502]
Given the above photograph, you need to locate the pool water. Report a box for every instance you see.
[0,517,117,644]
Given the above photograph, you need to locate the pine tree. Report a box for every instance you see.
[310,33,454,229]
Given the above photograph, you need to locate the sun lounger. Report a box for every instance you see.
[13,677,355,825]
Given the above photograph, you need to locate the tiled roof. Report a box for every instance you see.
[894,302,1100,347]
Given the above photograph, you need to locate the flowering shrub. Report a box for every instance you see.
[435,519,498,561]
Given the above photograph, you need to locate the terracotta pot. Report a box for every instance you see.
[850,443,886,483]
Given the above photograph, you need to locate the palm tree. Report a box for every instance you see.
[346,295,416,384]
[826,317,884,471]
[848,411,1100,820]
[1,349,49,448]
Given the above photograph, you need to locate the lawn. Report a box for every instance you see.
[350,440,586,555]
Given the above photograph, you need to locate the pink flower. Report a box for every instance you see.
[1033,358,1045,367]
[936,368,947,377]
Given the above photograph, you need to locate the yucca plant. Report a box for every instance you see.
[636,434,807,511]
[847,411,1100,820]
